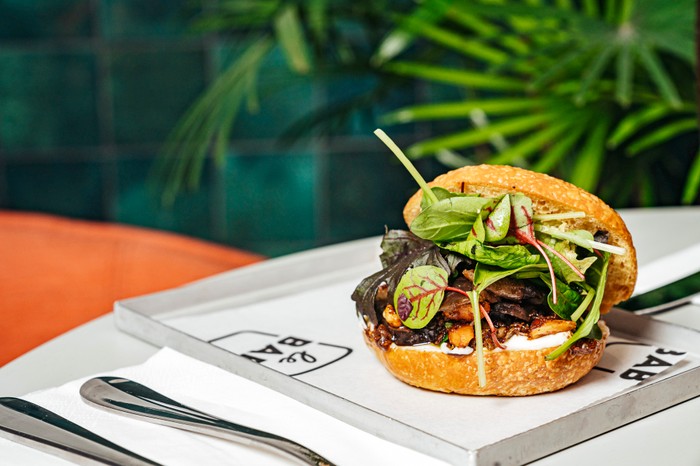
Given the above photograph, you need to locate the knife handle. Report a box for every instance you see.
[0,397,160,466]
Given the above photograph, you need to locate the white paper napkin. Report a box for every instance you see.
[0,348,449,466]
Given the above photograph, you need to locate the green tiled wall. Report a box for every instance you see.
[0,50,98,150]
[0,1,431,257]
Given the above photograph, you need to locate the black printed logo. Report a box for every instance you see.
[209,331,352,376]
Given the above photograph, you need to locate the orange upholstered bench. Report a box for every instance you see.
[0,211,264,366]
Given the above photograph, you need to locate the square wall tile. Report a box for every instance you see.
[100,0,198,39]
[323,74,418,137]
[0,0,92,40]
[114,155,217,241]
[222,151,316,253]
[0,50,99,151]
[109,46,206,144]
[5,159,104,219]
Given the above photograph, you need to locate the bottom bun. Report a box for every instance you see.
[363,322,609,396]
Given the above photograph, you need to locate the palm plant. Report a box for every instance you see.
[159,0,698,207]
[377,0,698,206]
[155,0,413,204]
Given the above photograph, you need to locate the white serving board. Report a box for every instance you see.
[115,231,700,465]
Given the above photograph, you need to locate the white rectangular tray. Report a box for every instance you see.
[115,236,700,466]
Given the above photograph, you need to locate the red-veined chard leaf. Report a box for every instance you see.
[510,193,559,302]
[543,239,598,284]
[443,215,540,269]
[483,194,510,242]
[394,265,449,329]
[351,230,450,327]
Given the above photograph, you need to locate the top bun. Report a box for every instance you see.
[403,164,637,312]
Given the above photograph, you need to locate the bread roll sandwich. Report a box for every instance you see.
[351,130,637,396]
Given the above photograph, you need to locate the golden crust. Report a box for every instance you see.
[364,322,609,396]
[403,164,637,311]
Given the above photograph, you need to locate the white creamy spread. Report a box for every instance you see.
[501,332,570,351]
[397,331,570,354]
[402,342,475,355]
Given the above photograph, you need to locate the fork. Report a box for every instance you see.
[80,376,336,466]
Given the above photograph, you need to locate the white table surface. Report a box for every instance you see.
[2,206,700,465]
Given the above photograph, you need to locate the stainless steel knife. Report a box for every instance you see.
[0,397,160,465]
[616,269,700,315]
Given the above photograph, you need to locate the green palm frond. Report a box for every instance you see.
[159,0,698,207]
[158,1,406,201]
[381,98,546,124]
[274,4,313,74]
[384,61,526,91]
[155,36,274,205]
[405,112,553,158]
[372,0,453,65]
[379,0,698,206]
[626,117,698,156]
[683,149,700,204]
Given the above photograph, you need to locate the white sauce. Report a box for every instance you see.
[501,332,570,351]
[402,342,474,355]
[398,332,570,354]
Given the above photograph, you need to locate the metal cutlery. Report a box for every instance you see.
[0,397,160,465]
[79,376,335,466]
[617,269,700,315]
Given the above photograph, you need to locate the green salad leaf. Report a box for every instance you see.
[483,194,511,242]
[537,273,585,320]
[351,230,449,326]
[543,239,598,284]
[535,225,596,252]
[420,186,472,210]
[394,265,449,329]
[410,196,495,241]
[443,215,540,269]
[546,252,610,360]
[473,262,548,292]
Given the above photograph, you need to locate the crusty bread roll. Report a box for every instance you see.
[361,164,637,396]
[365,322,609,396]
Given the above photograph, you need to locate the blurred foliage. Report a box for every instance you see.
[378,0,699,207]
[160,0,699,207]
[156,0,414,204]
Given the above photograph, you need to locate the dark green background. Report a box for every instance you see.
[0,0,442,256]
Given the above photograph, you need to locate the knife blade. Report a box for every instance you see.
[0,397,160,466]
[616,269,700,314]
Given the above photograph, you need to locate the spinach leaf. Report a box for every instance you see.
[473,263,547,292]
[410,196,495,241]
[394,265,449,329]
[546,252,610,360]
[420,186,472,210]
[443,235,541,270]
[537,273,584,320]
